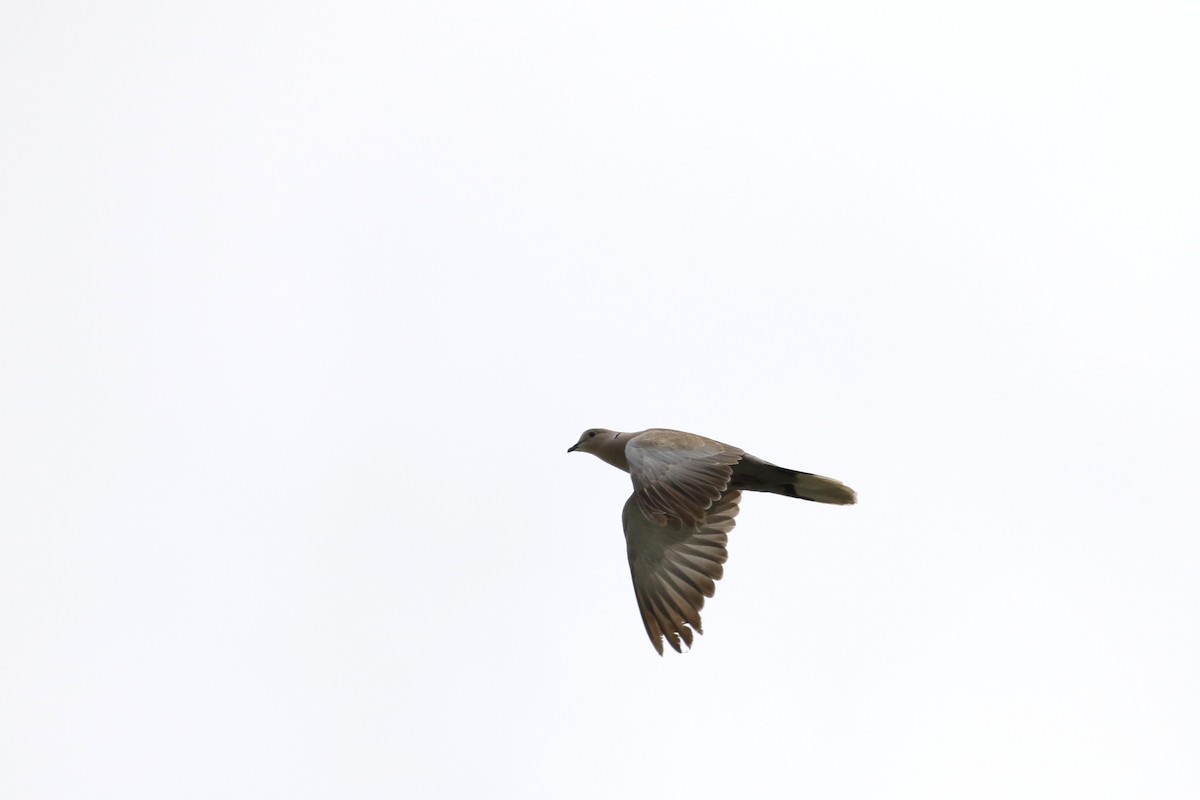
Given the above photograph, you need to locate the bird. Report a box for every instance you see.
[568,427,856,654]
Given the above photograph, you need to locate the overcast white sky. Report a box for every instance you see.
[3,3,1198,798]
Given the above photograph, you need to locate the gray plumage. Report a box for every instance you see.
[568,427,856,654]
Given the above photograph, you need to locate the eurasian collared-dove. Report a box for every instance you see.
[568,428,856,654]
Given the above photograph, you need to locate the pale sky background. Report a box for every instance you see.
[3,3,1198,798]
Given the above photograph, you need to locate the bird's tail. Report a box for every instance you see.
[789,471,857,505]
[732,455,857,505]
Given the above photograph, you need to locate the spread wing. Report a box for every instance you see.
[622,490,741,654]
[625,429,744,528]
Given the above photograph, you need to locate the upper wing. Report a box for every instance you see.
[625,429,744,528]
[622,490,741,654]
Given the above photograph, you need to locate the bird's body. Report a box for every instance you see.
[568,427,856,654]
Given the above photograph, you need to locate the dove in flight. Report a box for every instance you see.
[568,427,856,654]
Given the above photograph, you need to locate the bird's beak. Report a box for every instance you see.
[567,442,580,453]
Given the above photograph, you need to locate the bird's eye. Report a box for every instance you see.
[588,431,597,438]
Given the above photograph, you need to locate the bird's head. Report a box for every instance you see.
[567,428,616,455]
